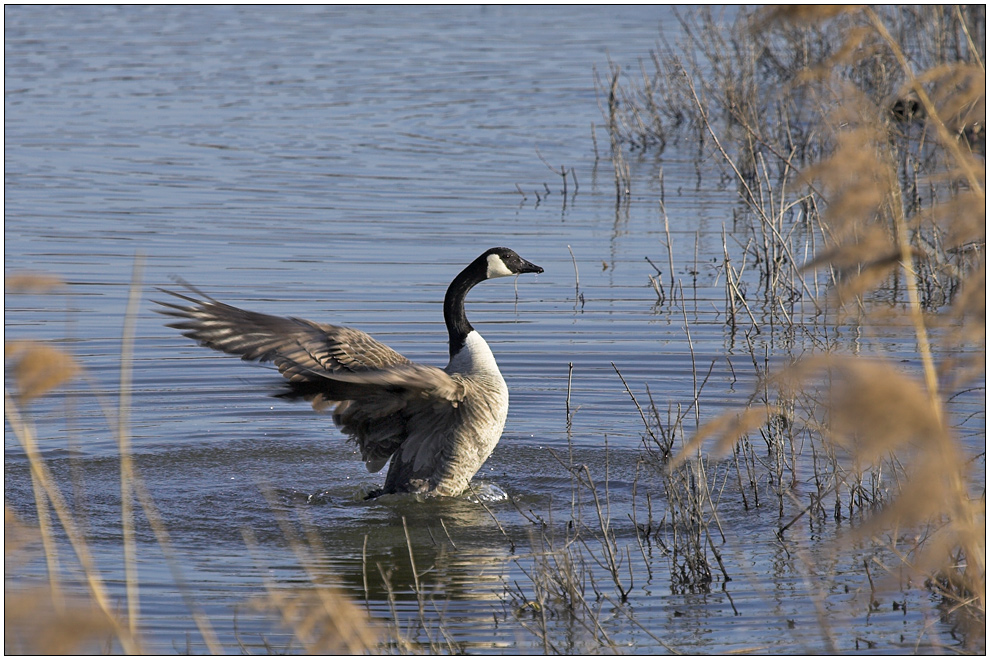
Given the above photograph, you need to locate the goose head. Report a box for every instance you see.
[480,247,544,279]
[444,247,543,357]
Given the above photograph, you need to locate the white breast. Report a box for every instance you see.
[446,330,502,378]
[445,330,509,443]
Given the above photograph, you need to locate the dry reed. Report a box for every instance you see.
[4,263,378,655]
[601,4,985,649]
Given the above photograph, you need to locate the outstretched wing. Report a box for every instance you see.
[155,282,464,471]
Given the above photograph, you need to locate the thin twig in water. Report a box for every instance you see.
[567,244,580,299]
[661,200,676,293]
[477,493,515,553]
[402,516,428,627]
[611,362,662,448]
[439,518,457,550]
[645,255,666,303]
[362,535,370,611]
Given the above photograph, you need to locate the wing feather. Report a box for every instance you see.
[155,283,463,472]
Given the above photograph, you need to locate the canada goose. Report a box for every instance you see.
[156,247,543,498]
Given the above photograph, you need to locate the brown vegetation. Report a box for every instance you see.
[4,269,379,654]
[5,5,984,654]
[599,4,984,649]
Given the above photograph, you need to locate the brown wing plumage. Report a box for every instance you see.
[154,282,465,471]
[155,283,411,370]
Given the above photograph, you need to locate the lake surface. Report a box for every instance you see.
[5,5,983,654]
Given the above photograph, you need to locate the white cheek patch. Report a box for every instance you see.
[486,253,515,278]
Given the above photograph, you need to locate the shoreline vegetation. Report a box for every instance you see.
[595,4,984,649]
[5,6,984,654]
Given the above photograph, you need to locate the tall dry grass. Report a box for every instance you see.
[600,4,984,648]
[4,267,378,654]
[5,272,135,654]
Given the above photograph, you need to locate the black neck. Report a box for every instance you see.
[443,262,483,357]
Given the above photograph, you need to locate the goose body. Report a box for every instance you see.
[156,247,543,498]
